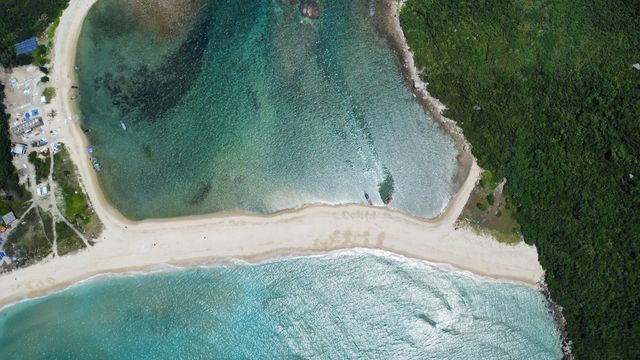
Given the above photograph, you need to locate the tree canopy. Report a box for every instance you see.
[0,0,68,66]
[401,0,640,358]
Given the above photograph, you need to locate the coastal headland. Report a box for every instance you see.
[0,0,544,308]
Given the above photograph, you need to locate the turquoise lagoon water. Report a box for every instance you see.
[0,252,562,358]
[75,0,460,220]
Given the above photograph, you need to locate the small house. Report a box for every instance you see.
[2,211,17,227]
[11,143,28,155]
[15,37,38,56]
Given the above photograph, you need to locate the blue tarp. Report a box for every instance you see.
[15,37,38,56]
[25,112,31,121]
[31,109,39,117]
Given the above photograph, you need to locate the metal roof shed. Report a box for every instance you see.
[15,37,38,56]
[2,211,17,226]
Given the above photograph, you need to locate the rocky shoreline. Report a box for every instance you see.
[371,0,474,189]
[539,279,574,359]
[374,0,572,356]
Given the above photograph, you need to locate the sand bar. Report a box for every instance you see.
[0,0,544,308]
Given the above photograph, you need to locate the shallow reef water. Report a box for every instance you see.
[76,0,460,220]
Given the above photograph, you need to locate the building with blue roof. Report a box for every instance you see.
[15,37,38,56]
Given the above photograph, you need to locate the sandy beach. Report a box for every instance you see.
[0,0,544,308]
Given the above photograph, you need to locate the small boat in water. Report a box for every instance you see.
[91,157,102,172]
[364,192,373,205]
[119,119,127,131]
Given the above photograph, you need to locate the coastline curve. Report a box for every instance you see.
[0,0,544,308]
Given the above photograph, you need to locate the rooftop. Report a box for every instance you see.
[15,37,38,56]
[2,211,17,226]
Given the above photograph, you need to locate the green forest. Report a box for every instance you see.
[401,0,639,358]
[0,83,27,212]
[0,0,68,67]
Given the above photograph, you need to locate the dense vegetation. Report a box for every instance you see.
[401,0,639,358]
[43,87,56,103]
[0,85,29,216]
[0,0,69,67]
[0,85,15,193]
[52,144,102,238]
[28,150,51,183]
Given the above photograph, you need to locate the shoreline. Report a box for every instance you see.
[373,0,473,175]
[57,0,471,226]
[0,199,545,309]
[0,247,540,313]
[0,0,545,309]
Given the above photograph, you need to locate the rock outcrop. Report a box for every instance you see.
[299,0,320,19]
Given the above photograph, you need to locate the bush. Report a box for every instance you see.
[28,151,51,183]
[43,87,56,103]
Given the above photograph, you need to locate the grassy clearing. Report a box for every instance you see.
[52,143,103,238]
[55,221,86,256]
[0,189,31,219]
[461,171,521,244]
[4,207,52,268]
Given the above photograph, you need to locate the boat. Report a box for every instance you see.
[91,157,102,172]
[119,119,127,131]
[364,192,373,205]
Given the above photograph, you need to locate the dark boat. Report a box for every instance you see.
[91,157,102,172]
[364,192,373,205]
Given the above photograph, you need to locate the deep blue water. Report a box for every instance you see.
[0,252,562,359]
